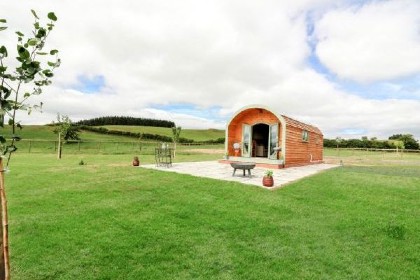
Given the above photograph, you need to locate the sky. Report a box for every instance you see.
[1,0,420,140]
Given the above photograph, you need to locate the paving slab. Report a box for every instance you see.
[141,161,339,189]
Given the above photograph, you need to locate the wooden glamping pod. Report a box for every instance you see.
[223,105,323,168]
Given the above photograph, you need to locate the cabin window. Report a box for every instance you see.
[302,130,309,142]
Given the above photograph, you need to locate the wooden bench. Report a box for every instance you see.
[230,162,256,177]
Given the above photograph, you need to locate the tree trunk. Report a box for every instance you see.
[173,142,177,159]
[0,158,10,279]
[57,133,62,159]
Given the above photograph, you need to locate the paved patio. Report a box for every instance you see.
[141,161,339,189]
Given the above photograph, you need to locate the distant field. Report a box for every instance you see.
[0,125,225,142]
[0,125,145,143]
[324,147,420,166]
[0,125,223,155]
[100,125,225,142]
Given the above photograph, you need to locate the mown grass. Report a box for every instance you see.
[6,153,420,279]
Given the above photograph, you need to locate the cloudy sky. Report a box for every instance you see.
[1,0,420,139]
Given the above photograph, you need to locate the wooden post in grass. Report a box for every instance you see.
[57,132,62,159]
[0,159,10,279]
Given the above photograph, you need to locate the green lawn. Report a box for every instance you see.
[6,153,420,279]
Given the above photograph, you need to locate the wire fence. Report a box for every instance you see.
[14,139,223,155]
[330,147,420,154]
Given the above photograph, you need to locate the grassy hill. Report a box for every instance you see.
[99,125,225,142]
[0,125,225,142]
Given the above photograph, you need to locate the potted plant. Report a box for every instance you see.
[132,156,140,166]
[233,142,241,156]
[262,170,274,187]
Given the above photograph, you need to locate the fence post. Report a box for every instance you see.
[28,141,32,153]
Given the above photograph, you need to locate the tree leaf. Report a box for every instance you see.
[0,19,6,23]
[4,145,18,154]
[50,49,58,55]
[47,12,58,21]
[31,9,39,20]
[42,69,54,78]
[36,28,46,38]
[17,45,30,59]
[0,27,7,31]
[28,38,39,46]
[15,31,24,37]
[0,45,7,57]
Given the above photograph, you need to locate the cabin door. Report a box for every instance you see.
[242,124,251,157]
[268,123,279,159]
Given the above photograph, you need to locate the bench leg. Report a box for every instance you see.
[248,169,251,177]
[232,168,236,176]
[243,169,246,176]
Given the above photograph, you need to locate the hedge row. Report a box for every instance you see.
[324,138,398,149]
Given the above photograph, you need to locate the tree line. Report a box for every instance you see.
[324,134,420,150]
[77,116,175,128]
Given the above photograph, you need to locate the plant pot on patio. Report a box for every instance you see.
[233,142,241,156]
[132,156,140,166]
[262,170,274,187]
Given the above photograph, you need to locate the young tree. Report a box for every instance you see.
[0,10,60,279]
[389,134,419,150]
[53,114,80,159]
[171,126,182,158]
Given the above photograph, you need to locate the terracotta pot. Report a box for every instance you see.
[262,176,274,187]
[132,157,140,166]
[234,149,240,156]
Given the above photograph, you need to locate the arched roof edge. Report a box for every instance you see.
[225,104,286,129]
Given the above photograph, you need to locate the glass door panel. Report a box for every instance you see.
[268,123,279,159]
[242,124,251,157]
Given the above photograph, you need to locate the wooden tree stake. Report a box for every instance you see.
[0,159,10,279]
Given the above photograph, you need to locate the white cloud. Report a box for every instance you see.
[2,0,420,141]
[314,0,420,83]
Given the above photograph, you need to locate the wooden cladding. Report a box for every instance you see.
[226,106,323,167]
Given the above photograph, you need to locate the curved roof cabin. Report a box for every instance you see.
[224,105,323,168]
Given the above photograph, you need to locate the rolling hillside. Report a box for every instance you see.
[99,125,225,142]
[0,125,225,142]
